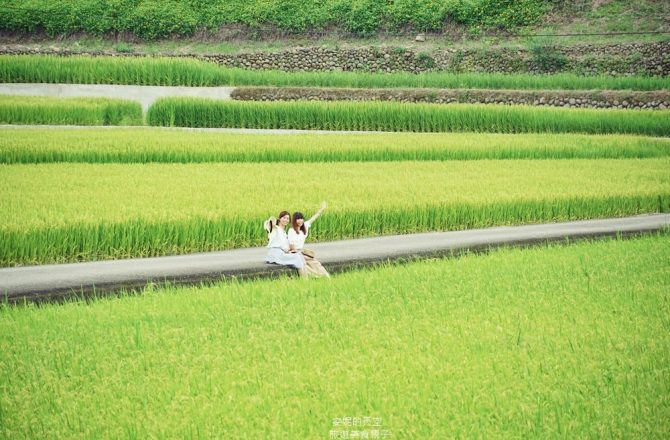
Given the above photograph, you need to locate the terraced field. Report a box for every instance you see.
[1,51,669,438]
[1,154,669,266]
[3,55,668,90]
[0,95,142,125]
[0,55,668,269]
[147,98,670,135]
[3,129,669,163]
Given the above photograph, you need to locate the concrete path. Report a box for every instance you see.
[1,214,668,303]
[0,83,235,112]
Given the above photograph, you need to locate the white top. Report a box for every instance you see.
[287,220,312,250]
[267,226,290,252]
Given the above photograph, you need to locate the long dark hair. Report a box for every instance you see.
[277,211,290,227]
[292,211,306,234]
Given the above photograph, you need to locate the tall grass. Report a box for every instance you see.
[1,235,669,437]
[147,98,670,136]
[0,96,143,126]
[1,159,668,266]
[1,55,668,91]
[2,128,669,164]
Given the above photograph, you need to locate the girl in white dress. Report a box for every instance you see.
[288,202,329,278]
[265,211,307,278]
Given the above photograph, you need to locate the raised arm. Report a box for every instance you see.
[307,201,327,224]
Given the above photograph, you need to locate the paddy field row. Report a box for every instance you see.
[2,234,668,438]
[148,98,670,136]
[3,96,670,137]
[0,96,142,126]
[1,159,668,266]
[2,55,668,91]
[2,128,670,163]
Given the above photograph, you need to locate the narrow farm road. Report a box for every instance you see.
[0,83,236,112]
[0,124,380,134]
[1,214,668,302]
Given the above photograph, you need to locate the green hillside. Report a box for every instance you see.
[0,0,667,45]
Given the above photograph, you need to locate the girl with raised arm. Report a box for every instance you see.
[288,202,329,278]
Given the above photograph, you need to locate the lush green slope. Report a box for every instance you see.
[0,0,547,39]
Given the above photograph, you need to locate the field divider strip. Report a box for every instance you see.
[0,123,379,134]
[1,214,669,303]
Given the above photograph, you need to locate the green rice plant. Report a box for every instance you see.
[2,128,669,164]
[0,96,143,126]
[1,159,668,266]
[1,234,669,437]
[1,55,668,90]
[147,98,670,136]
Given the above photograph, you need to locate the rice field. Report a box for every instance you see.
[1,159,668,266]
[0,95,143,126]
[2,128,669,164]
[147,98,670,136]
[1,234,668,438]
[2,55,668,90]
[2,43,669,440]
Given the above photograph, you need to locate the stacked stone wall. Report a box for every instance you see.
[233,87,670,110]
[2,41,668,76]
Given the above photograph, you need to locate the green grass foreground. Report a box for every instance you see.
[2,128,670,163]
[1,159,668,266]
[0,95,143,126]
[148,98,670,136]
[1,234,669,438]
[2,55,669,91]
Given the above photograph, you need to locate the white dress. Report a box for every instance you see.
[287,220,312,251]
[287,220,329,278]
[266,226,305,269]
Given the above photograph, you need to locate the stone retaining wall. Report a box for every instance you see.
[2,41,669,76]
[232,87,670,110]
[196,42,670,76]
